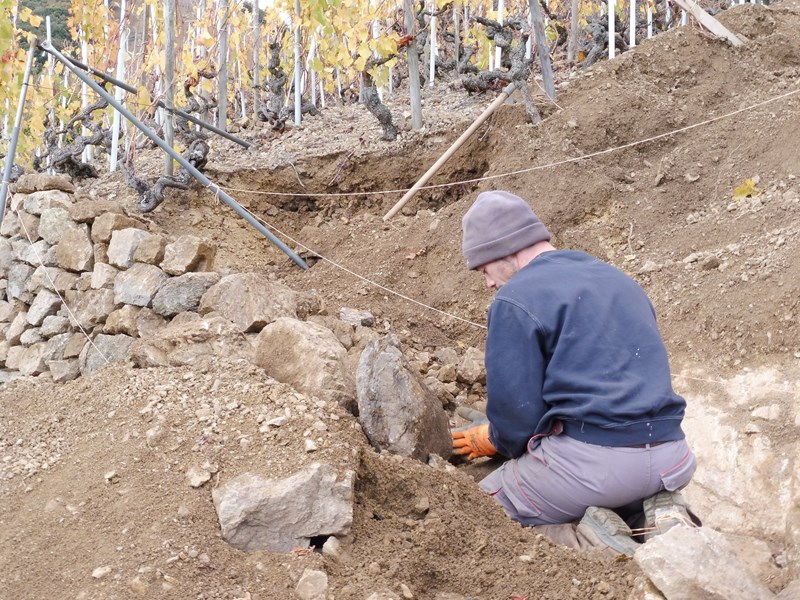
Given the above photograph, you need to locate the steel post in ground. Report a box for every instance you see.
[0,43,37,229]
[41,41,308,270]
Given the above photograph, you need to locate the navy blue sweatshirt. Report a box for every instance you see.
[485,250,687,458]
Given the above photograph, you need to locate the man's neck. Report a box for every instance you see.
[516,241,556,269]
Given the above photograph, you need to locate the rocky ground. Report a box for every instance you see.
[2,2,800,599]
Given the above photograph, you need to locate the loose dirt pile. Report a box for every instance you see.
[2,2,800,599]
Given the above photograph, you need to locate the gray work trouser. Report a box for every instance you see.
[480,433,696,526]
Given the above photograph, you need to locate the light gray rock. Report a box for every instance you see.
[457,346,486,385]
[133,234,167,265]
[27,265,63,294]
[19,328,43,346]
[104,305,140,336]
[13,239,51,267]
[339,307,375,327]
[199,273,297,332]
[634,526,775,600]
[0,210,19,236]
[53,270,78,293]
[160,235,216,275]
[14,173,75,194]
[254,317,355,410]
[0,237,12,276]
[15,342,49,376]
[68,199,125,224]
[27,290,61,326]
[41,315,70,338]
[54,227,94,272]
[6,262,33,302]
[113,263,168,307]
[48,359,81,383]
[4,346,23,370]
[295,569,328,600]
[90,263,118,289]
[152,272,220,317]
[357,334,452,462]
[79,333,135,375]
[91,213,144,244]
[38,207,84,245]
[43,332,71,362]
[22,190,73,215]
[0,301,16,323]
[107,228,151,269]
[212,463,355,553]
[128,315,252,368]
[93,242,108,264]
[6,312,29,345]
[62,333,87,359]
[65,288,118,330]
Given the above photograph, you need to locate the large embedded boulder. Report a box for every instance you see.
[199,273,297,332]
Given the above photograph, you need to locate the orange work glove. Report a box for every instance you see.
[452,423,497,460]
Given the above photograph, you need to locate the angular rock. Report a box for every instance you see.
[55,227,94,272]
[41,315,70,338]
[457,347,486,385]
[152,272,220,317]
[199,273,297,332]
[19,328,43,346]
[128,315,252,368]
[7,263,34,301]
[53,270,78,293]
[339,307,375,327]
[27,290,61,326]
[113,263,168,307]
[68,199,125,224]
[91,213,144,244]
[6,312,29,345]
[212,463,355,553]
[634,525,775,600]
[90,263,119,289]
[133,234,167,265]
[28,265,63,294]
[13,239,52,267]
[296,569,328,600]
[43,332,71,361]
[16,343,49,376]
[79,333,135,375]
[65,288,118,330]
[357,334,452,462]
[107,228,151,269]
[14,173,75,194]
[38,207,84,245]
[4,346,24,370]
[62,333,87,359]
[22,190,73,215]
[254,317,354,410]
[0,210,19,236]
[48,358,81,383]
[0,237,12,277]
[135,307,167,338]
[0,301,16,323]
[93,242,108,264]
[17,211,41,243]
[160,235,216,275]
[104,305,140,336]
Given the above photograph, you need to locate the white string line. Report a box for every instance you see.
[218,85,800,199]
[14,207,111,365]
[242,207,488,330]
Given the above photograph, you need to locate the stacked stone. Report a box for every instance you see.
[0,174,217,384]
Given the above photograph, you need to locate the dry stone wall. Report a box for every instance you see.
[0,174,220,384]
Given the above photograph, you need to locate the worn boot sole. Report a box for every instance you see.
[643,490,694,541]
[579,506,641,556]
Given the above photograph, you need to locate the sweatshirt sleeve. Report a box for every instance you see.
[485,296,548,458]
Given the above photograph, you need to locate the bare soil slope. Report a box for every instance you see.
[2,2,800,599]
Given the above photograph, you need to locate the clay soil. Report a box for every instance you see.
[2,2,800,599]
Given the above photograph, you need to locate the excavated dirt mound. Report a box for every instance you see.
[3,2,800,599]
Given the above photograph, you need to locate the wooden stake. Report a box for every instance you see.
[672,0,744,46]
[382,83,517,221]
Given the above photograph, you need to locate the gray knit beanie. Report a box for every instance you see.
[461,191,551,270]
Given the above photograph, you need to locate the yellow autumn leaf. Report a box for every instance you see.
[733,178,761,201]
